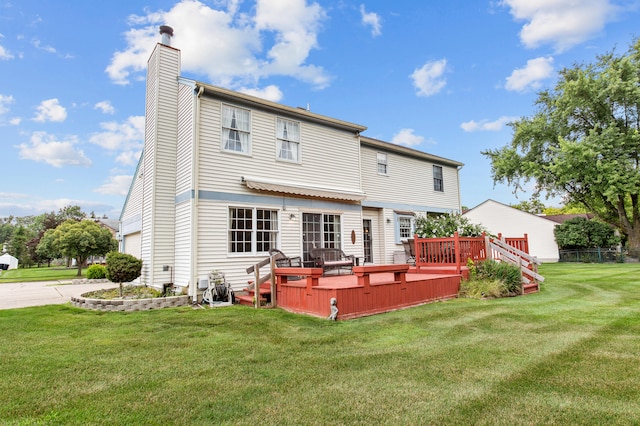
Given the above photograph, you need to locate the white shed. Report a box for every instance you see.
[0,253,19,270]
[463,199,560,262]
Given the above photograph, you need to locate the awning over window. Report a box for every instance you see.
[242,176,366,202]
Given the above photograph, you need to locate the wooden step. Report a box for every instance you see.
[523,282,539,294]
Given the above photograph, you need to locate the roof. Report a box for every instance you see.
[188,79,368,134]
[542,213,595,224]
[360,136,464,168]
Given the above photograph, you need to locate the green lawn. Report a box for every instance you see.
[1,263,639,425]
[0,266,86,283]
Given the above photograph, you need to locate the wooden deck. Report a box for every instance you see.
[273,264,461,320]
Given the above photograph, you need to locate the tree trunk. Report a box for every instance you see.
[76,257,86,276]
[627,228,640,259]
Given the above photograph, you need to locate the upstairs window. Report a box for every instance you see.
[433,165,444,192]
[377,153,388,175]
[276,118,300,162]
[222,105,250,154]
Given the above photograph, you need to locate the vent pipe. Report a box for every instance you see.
[159,25,174,46]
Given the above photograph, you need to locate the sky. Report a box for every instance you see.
[1,0,639,219]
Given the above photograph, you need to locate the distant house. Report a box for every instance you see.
[119,27,463,297]
[0,253,18,270]
[463,199,560,262]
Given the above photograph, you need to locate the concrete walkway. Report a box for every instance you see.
[0,280,118,310]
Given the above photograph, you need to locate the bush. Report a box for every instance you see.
[461,260,522,299]
[86,264,107,279]
[106,252,143,297]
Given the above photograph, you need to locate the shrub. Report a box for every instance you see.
[461,260,522,299]
[476,260,522,294]
[106,252,143,297]
[86,264,107,279]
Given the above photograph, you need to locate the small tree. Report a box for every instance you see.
[45,220,117,276]
[415,213,489,238]
[106,252,143,297]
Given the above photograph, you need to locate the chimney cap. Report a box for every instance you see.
[159,25,174,37]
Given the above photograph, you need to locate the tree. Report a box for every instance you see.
[554,217,620,249]
[106,252,142,297]
[8,226,29,267]
[45,220,117,276]
[36,229,62,267]
[57,205,86,223]
[483,39,640,257]
[415,213,488,238]
[510,199,546,215]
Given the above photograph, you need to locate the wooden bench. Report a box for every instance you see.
[310,248,355,275]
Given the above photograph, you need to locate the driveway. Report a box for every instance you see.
[0,280,118,310]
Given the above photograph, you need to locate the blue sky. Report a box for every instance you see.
[1,0,639,218]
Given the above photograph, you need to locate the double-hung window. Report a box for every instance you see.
[433,165,444,192]
[302,213,342,262]
[276,117,300,162]
[377,153,388,175]
[222,105,250,154]
[228,207,278,254]
[395,213,415,244]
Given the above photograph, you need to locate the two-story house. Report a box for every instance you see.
[119,27,463,299]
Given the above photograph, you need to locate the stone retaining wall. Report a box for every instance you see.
[71,294,190,311]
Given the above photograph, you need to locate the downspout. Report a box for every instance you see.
[456,165,463,214]
[190,85,205,303]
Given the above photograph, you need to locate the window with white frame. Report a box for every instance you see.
[228,207,278,254]
[302,213,342,262]
[395,213,415,243]
[433,165,444,192]
[377,152,388,174]
[222,104,250,154]
[276,117,300,162]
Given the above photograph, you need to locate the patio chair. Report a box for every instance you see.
[269,249,302,268]
[403,238,416,265]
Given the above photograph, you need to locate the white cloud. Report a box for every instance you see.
[115,150,142,166]
[505,56,554,92]
[106,0,330,90]
[18,131,92,168]
[410,59,448,97]
[460,116,518,132]
[0,44,13,60]
[33,98,67,122]
[0,94,14,114]
[391,128,425,147]
[32,38,56,54]
[94,100,115,114]
[9,117,21,125]
[89,116,145,151]
[360,4,382,37]
[238,85,283,102]
[500,0,618,52]
[95,175,133,196]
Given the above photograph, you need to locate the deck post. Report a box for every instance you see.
[254,265,260,309]
[270,256,277,308]
[454,232,461,275]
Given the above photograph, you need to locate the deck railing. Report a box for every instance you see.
[414,232,530,274]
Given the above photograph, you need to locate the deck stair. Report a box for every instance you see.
[236,282,271,307]
[486,236,544,294]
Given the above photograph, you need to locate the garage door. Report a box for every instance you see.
[123,232,141,258]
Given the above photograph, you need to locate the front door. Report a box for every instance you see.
[363,219,373,263]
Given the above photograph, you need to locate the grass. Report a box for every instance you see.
[0,266,86,283]
[1,263,639,424]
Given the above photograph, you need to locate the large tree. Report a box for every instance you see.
[483,39,640,257]
[45,220,117,276]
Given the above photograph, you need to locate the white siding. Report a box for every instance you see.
[463,200,560,262]
[197,99,362,195]
[174,201,191,287]
[360,145,460,211]
[141,43,180,287]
